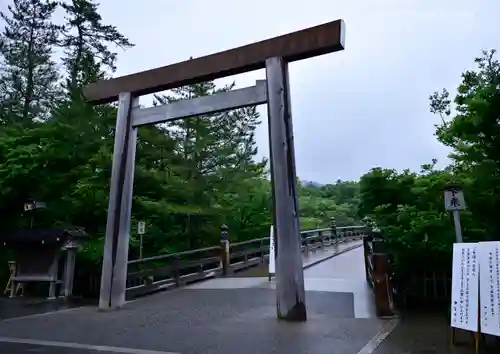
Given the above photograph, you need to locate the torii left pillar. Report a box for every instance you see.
[99,93,139,310]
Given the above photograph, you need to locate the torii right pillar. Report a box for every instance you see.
[266,56,307,321]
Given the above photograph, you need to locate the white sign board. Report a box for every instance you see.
[479,241,500,336]
[444,188,466,211]
[450,243,479,332]
[24,203,34,212]
[269,225,275,275]
[137,221,146,235]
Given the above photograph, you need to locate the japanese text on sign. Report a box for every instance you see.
[444,188,466,211]
[479,241,500,337]
[451,243,479,332]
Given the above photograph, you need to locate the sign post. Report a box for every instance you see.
[444,185,466,243]
[450,243,479,332]
[137,221,146,260]
[449,241,500,352]
[269,225,276,280]
[478,241,500,338]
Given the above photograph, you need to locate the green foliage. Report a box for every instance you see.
[0,0,60,123]
[59,0,134,96]
[359,49,500,278]
[298,180,360,228]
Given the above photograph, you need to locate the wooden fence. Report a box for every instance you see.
[363,231,453,313]
[363,232,395,317]
[74,225,367,299]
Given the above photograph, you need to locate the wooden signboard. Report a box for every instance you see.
[450,243,479,332]
[478,241,500,337]
[444,187,466,211]
[137,221,146,235]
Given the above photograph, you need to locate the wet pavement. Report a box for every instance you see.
[0,297,95,320]
[0,241,389,354]
[193,244,376,319]
[0,340,142,354]
[0,287,385,354]
[372,312,500,354]
[304,246,376,319]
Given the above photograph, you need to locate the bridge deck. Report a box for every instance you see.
[0,241,391,354]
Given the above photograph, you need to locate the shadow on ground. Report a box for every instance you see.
[373,311,500,354]
[0,297,95,320]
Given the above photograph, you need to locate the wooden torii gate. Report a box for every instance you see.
[83,19,346,321]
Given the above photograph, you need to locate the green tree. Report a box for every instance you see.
[59,0,134,97]
[153,81,268,248]
[353,49,500,288]
[430,49,500,238]
[0,0,60,124]
[298,180,361,228]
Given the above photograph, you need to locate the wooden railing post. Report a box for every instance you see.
[363,231,373,285]
[303,233,309,253]
[220,224,230,276]
[364,225,371,239]
[371,234,394,317]
[330,217,337,245]
[173,254,181,287]
[260,238,266,264]
[319,230,324,248]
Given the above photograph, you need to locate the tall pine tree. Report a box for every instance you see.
[0,0,60,124]
[154,81,267,247]
[59,0,134,98]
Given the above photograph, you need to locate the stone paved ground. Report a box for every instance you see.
[0,243,387,354]
[0,288,386,354]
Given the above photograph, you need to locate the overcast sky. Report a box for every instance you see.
[3,0,500,183]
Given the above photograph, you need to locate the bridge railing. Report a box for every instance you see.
[363,231,395,317]
[125,225,367,299]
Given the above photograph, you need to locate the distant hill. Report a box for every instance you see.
[301,180,323,188]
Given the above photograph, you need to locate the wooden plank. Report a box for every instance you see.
[178,256,221,269]
[132,80,267,127]
[83,19,345,104]
[230,258,262,271]
[127,265,173,279]
[125,279,176,299]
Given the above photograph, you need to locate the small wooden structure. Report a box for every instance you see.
[1,228,87,299]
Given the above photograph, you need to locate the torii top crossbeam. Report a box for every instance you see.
[83,19,345,104]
